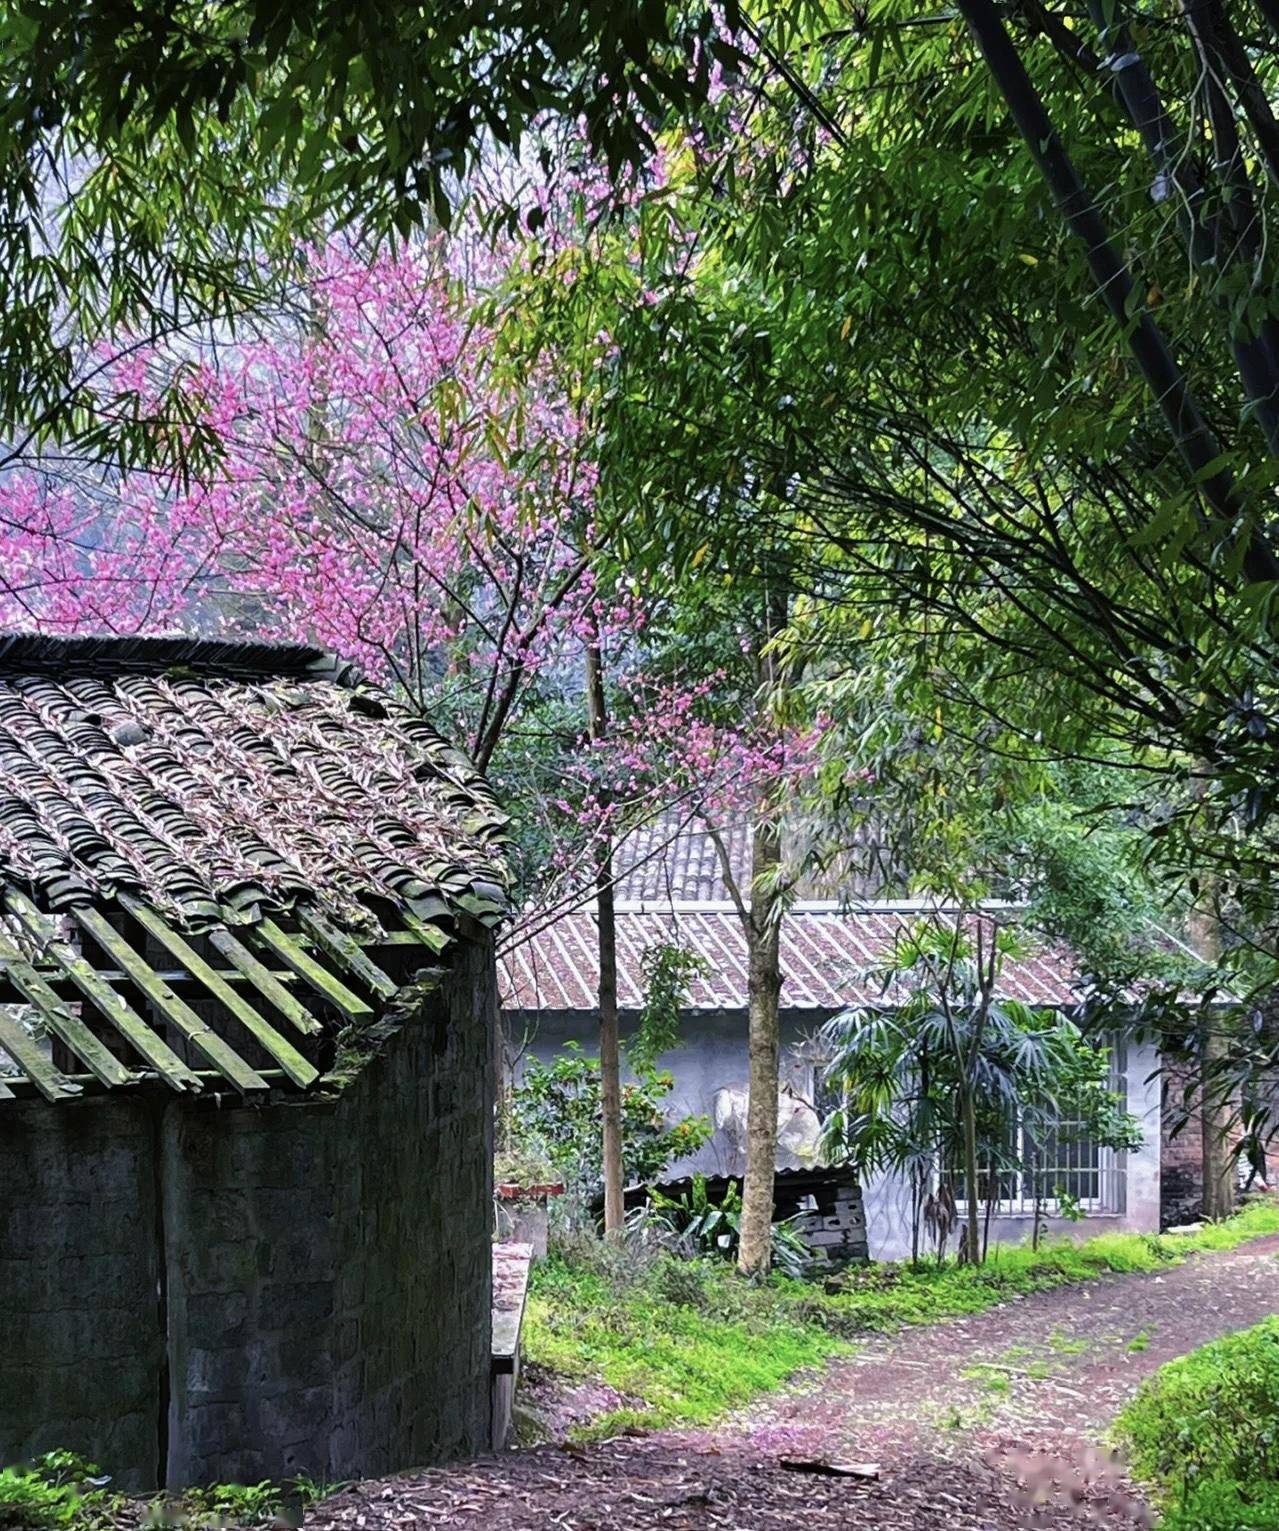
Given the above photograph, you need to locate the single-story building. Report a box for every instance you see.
[0,634,507,1490]
[501,817,1164,1260]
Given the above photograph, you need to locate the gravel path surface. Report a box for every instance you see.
[308,1234,1279,1530]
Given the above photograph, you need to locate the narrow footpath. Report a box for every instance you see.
[310,1234,1279,1530]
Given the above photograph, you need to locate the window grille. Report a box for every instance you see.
[950,1038,1129,1216]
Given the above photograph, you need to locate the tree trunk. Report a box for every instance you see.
[1188,894,1234,1222]
[586,639,624,1237]
[960,1082,982,1264]
[1086,0,1279,455]
[737,807,784,1276]
[1201,1022,1235,1221]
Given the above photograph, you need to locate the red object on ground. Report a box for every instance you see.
[495,1182,565,1200]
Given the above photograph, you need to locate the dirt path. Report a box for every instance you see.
[309,1236,1279,1531]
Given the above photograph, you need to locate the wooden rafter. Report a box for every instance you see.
[206,927,324,1036]
[0,923,133,1089]
[0,1007,80,1102]
[5,891,203,1094]
[0,889,464,1103]
[71,906,270,1098]
[297,907,399,1000]
[252,917,374,1021]
[122,898,320,1091]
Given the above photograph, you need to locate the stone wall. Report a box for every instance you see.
[0,1098,163,1490]
[1158,1060,1257,1226]
[0,933,495,1490]
[1160,1063,1206,1225]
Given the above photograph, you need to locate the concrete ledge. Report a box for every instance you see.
[491,1242,533,1449]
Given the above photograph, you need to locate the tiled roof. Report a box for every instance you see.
[612,814,892,903]
[499,904,1081,1014]
[0,634,507,1104]
[613,817,751,902]
[0,634,506,926]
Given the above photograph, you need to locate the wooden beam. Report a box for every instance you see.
[296,908,399,1001]
[5,892,203,1094]
[252,918,374,1021]
[122,898,320,1091]
[206,928,323,1036]
[71,906,270,1097]
[0,1008,81,1101]
[0,964,296,990]
[402,912,452,955]
[0,924,133,1088]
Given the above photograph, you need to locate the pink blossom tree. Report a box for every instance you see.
[0,226,832,1257]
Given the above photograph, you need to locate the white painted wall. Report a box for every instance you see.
[508,1010,1164,1259]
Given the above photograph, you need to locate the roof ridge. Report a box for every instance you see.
[0,632,361,685]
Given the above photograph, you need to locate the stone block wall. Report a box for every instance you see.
[1158,1060,1255,1226]
[0,1098,164,1490]
[0,933,495,1490]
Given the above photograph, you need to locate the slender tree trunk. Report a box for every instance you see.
[1201,1021,1235,1221]
[586,639,624,1237]
[738,807,784,1276]
[960,1082,982,1264]
[1193,1,1279,191]
[1087,0,1279,455]
[1188,894,1234,1221]
[1254,0,1279,48]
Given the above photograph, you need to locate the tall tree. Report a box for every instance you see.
[584,634,625,1236]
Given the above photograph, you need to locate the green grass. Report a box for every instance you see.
[526,1249,849,1432]
[524,1200,1279,1437]
[1115,1315,1279,1530]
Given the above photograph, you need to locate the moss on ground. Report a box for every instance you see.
[523,1200,1279,1436]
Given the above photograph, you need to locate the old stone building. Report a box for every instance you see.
[0,635,507,1490]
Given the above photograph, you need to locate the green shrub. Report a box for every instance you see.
[0,1453,115,1530]
[500,1044,710,1203]
[1158,1480,1279,1531]
[1116,1317,1279,1493]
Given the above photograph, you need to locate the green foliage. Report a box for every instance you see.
[0,1454,338,1530]
[983,767,1192,985]
[0,0,736,469]
[0,1454,115,1530]
[502,1043,709,1201]
[501,0,1279,1080]
[630,942,709,1073]
[820,914,1142,1262]
[172,1481,286,1526]
[1116,1317,1279,1506]
[646,1174,811,1278]
[1157,1481,1279,1531]
[525,1202,1279,1435]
